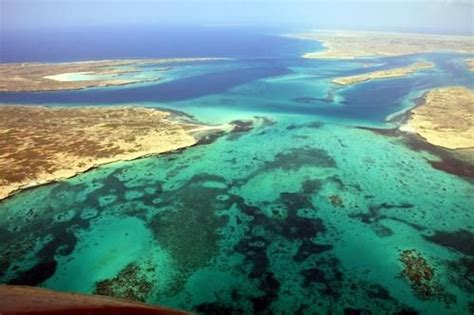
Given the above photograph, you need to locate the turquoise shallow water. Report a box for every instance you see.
[1,34,474,314]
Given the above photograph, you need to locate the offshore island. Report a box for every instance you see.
[290,31,474,59]
[0,58,222,92]
[332,61,434,85]
[0,105,228,200]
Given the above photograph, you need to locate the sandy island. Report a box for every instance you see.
[400,86,474,150]
[0,105,229,200]
[289,31,474,59]
[332,61,434,85]
[0,58,222,92]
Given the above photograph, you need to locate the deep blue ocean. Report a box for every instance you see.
[0,25,318,62]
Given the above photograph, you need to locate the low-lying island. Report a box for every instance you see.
[0,105,226,200]
[290,31,474,59]
[332,62,434,85]
[0,58,222,92]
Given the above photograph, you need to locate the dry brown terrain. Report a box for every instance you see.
[0,105,223,200]
[289,31,474,59]
[400,87,474,150]
[332,62,434,85]
[0,58,221,92]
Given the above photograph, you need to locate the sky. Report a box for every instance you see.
[1,0,473,34]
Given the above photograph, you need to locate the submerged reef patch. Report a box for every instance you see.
[195,302,244,314]
[264,147,336,172]
[294,96,332,104]
[400,249,435,299]
[399,249,454,303]
[230,182,334,311]
[358,125,474,181]
[446,257,474,293]
[424,229,474,256]
[350,202,413,225]
[3,202,89,286]
[329,194,344,207]
[94,262,154,302]
[226,119,256,141]
[286,121,325,131]
[8,260,58,286]
[294,241,332,262]
[149,173,231,274]
[403,133,474,180]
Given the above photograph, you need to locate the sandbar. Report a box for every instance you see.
[0,58,223,92]
[289,31,474,59]
[400,87,474,150]
[332,62,434,85]
[0,105,227,200]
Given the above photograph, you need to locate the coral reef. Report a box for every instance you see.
[399,249,454,304]
[94,263,154,302]
[400,250,435,299]
[329,195,344,207]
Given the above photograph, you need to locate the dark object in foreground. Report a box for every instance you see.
[0,285,188,315]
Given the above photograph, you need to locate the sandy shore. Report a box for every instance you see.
[0,58,223,92]
[332,62,434,85]
[0,105,228,200]
[289,31,474,59]
[400,87,474,150]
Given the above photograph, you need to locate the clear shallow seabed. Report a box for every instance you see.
[1,29,474,314]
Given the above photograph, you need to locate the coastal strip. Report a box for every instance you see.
[0,58,225,92]
[332,62,434,85]
[0,105,230,200]
[288,31,474,59]
[400,86,474,150]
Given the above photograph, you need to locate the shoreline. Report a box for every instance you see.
[0,105,232,201]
